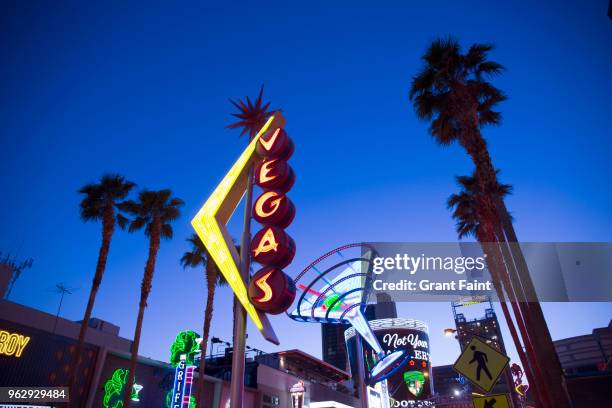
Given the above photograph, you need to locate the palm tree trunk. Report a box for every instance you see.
[123,223,160,408]
[68,203,114,406]
[196,259,217,407]
[478,239,527,408]
[496,199,573,407]
[490,227,551,407]
[459,116,571,407]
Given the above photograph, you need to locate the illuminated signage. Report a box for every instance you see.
[253,270,274,302]
[168,331,200,408]
[256,127,294,159]
[102,369,141,408]
[251,226,295,267]
[346,319,432,404]
[290,381,305,408]
[248,266,296,314]
[170,360,188,408]
[191,113,287,345]
[256,159,295,191]
[0,330,30,358]
[248,117,297,315]
[170,330,201,367]
[253,191,295,227]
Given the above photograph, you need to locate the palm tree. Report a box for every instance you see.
[448,174,545,408]
[410,37,570,407]
[409,37,506,239]
[180,233,229,408]
[118,189,184,407]
[70,175,135,400]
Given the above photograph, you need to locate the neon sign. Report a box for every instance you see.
[0,330,30,358]
[253,270,274,302]
[166,392,196,408]
[248,119,297,315]
[170,330,201,367]
[102,369,141,408]
[256,159,295,191]
[191,113,287,344]
[290,381,305,408]
[256,127,294,159]
[251,226,295,267]
[248,266,296,314]
[253,227,279,256]
[253,191,295,227]
[170,359,196,408]
[258,159,279,184]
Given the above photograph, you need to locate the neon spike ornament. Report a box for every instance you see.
[191,113,288,344]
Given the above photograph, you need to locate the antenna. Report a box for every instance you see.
[1,252,34,300]
[52,283,78,333]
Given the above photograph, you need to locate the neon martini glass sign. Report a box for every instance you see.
[288,245,408,384]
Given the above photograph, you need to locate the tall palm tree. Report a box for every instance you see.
[410,37,570,407]
[448,174,545,408]
[70,175,135,400]
[180,233,228,408]
[118,189,184,407]
[409,37,506,239]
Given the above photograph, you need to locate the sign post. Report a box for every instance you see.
[453,337,510,392]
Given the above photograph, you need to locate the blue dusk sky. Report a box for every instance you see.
[1,0,611,368]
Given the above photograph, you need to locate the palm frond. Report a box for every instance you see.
[161,224,173,240]
[78,174,135,222]
[128,217,146,233]
[409,37,506,140]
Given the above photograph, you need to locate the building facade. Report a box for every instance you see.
[0,267,358,407]
[554,319,612,374]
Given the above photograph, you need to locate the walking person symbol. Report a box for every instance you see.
[484,397,497,408]
[468,345,493,381]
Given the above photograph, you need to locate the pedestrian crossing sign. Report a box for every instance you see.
[472,393,511,408]
[453,337,510,392]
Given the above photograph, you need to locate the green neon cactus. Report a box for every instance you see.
[102,368,141,408]
[165,390,196,408]
[169,330,202,367]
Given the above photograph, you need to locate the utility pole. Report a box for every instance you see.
[52,283,76,333]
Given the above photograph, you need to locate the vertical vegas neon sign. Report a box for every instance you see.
[248,123,297,314]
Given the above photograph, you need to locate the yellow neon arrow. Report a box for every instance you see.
[191,113,285,334]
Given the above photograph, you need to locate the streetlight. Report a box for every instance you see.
[444,328,457,337]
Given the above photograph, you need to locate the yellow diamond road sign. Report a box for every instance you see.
[453,337,510,392]
[472,393,511,408]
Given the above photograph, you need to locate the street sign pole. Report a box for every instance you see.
[230,165,255,408]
